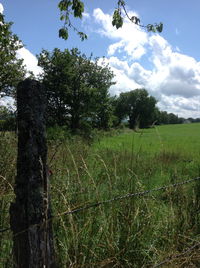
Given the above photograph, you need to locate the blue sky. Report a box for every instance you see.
[1,0,200,118]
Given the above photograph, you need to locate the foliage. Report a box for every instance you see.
[58,0,87,40]
[115,88,157,129]
[0,118,15,131]
[38,48,115,132]
[112,0,163,32]
[0,106,12,119]
[153,108,185,125]
[0,107,16,131]
[57,0,163,40]
[0,14,26,96]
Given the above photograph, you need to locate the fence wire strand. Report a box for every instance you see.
[153,241,200,267]
[55,176,200,217]
[1,176,200,235]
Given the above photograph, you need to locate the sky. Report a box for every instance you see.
[1,0,200,118]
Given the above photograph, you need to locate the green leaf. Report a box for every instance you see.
[78,32,87,41]
[112,10,123,29]
[58,0,69,11]
[59,28,68,40]
[131,16,140,25]
[72,0,84,18]
[156,23,163,33]
[118,0,125,5]
[147,24,154,32]
[60,15,65,21]
[0,13,4,23]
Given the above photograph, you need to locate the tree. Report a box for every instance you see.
[0,106,12,119]
[0,14,26,96]
[0,106,16,131]
[38,48,115,132]
[152,109,185,125]
[168,113,179,124]
[57,0,163,40]
[115,89,157,129]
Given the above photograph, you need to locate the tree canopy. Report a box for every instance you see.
[0,14,26,96]
[38,48,115,132]
[115,89,157,129]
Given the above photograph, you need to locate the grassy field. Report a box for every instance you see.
[1,123,200,267]
[94,123,200,157]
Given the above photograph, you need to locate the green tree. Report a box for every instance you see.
[168,113,179,124]
[115,89,157,129]
[38,48,114,132]
[0,106,12,119]
[159,111,169,124]
[0,106,16,131]
[0,14,26,96]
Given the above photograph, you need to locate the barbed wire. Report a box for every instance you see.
[153,241,200,267]
[56,176,200,217]
[1,176,200,236]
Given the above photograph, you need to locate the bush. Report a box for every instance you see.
[47,125,71,141]
[0,117,16,131]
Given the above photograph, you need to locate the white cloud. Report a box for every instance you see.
[93,8,148,60]
[83,12,90,20]
[0,3,4,14]
[88,8,200,118]
[17,47,43,77]
[0,96,15,110]
[157,95,200,118]
[149,36,200,99]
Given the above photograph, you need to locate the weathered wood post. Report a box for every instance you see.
[10,79,56,267]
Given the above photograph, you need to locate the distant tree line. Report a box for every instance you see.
[36,48,199,133]
[1,47,199,132]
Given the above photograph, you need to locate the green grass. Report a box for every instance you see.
[93,123,200,157]
[1,124,200,267]
[92,124,200,189]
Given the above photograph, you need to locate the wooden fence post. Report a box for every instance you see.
[10,79,56,267]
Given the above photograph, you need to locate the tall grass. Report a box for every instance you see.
[1,124,200,267]
[0,131,16,267]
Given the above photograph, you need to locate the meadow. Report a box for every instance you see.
[1,123,200,267]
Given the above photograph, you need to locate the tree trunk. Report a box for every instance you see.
[10,79,56,267]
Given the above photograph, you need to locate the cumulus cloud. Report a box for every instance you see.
[93,8,148,60]
[87,8,200,118]
[0,3,4,14]
[82,12,90,20]
[0,96,15,110]
[149,36,200,99]
[17,47,43,77]
[157,95,200,118]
